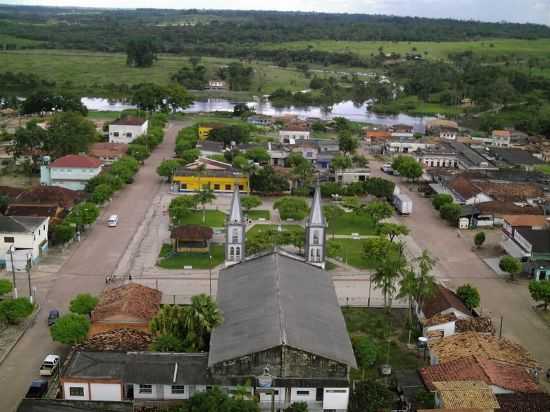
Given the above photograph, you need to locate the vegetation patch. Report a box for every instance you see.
[175,210,226,228]
[158,244,225,269]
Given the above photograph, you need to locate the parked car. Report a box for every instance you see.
[47,309,59,326]
[25,380,48,398]
[39,354,60,376]
[381,163,393,174]
[107,214,119,227]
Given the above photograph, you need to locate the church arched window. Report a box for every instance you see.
[232,228,239,243]
[312,230,320,245]
[230,246,235,259]
[235,247,241,259]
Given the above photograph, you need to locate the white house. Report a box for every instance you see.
[385,137,433,154]
[109,117,148,144]
[334,168,370,184]
[492,130,512,148]
[279,126,310,144]
[0,216,49,270]
[40,155,103,191]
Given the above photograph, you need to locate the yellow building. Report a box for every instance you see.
[172,158,250,193]
[198,123,224,141]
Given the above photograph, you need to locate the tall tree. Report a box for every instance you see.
[126,38,157,67]
[183,294,223,351]
[46,112,97,158]
[194,188,216,223]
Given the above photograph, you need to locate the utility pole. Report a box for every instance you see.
[8,246,17,298]
[25,254,32,304]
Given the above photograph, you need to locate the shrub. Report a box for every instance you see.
[91,183,114,204]
[53,222,76,244]
[150,334,185,352]
[0,279,13,296]
[499,255,522,281]
[456,284,480,310]
[0,298,34,324]
[439,203,462,225]
[474,231,486,248]
[432,193,453,210]
[529,280,550,310]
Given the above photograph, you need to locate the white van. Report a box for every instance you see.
[39,354,60,376]
[107,214,119,227]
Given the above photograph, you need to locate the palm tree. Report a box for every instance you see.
[414,250,437,311]
[183,294,223,351]
[195,187,216,224]
[397,268,417,325]
[150,304,187,339]
[372,248,407,312]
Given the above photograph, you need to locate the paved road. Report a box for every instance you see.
[0,120,186,412]
[369,159,550,373]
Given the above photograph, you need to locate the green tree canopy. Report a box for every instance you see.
[0,297,34,325]
[331,154,353,171]
[274,197,309,220]
[69,293,98,315]
[338,129,359,154]
[474,231,486,248]
[53,222,76,244]
[250,166,290,194]
[169,195,199,225]
[364,177,395,199]
[499,255,522,281]
[439,203,462,225]
[241,195,262,213]
[245,148,270,164]
[184,294,223,352]
[126,38,157,67]
[46,112,97,158]
[157,159,183,178]
[392,155,423,181]
[378,222,410,242]
[529,280,550,310]
[150,333,185,352]
[65,202,100,227]
[349,380,393,412]
[90,183,114,204]
[188,386,259,412]
[456,284,480,310]
[432,193,454,210]
[50,313,90,345]
[358,200,393,225]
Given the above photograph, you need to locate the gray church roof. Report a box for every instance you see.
[208,252,357,368]
[228,186,243,224]
[307,185,325,227]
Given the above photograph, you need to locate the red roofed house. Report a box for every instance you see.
[89,142,129,165]
[420,355,539,394]
[108,116,148,144]
[40,154,103,191]
[417,284,472,338]
[90,283,162,336]
[279,124,311,144]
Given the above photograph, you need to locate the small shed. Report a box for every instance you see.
[171,224,213,253]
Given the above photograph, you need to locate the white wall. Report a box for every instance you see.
[290,387,316,403]
[258,387,286,404]
[162,384,188,400]
[63,382,89,400]
[0,218,48,265]
[133,383,159,399]
[424,321,456,338]
[109,122,148,144]
[323,388,349,410]
[90,383,122,401]
[279,131,310,144]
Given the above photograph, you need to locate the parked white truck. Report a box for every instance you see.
[393,186,413,215]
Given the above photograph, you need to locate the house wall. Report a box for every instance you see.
[464,193,492,205]
[323,388,350,411]
[290,387,317,402]
[42,166,102,191]
[171,175,250,193]
[424,321,456,338]
[63,382,90,400]
[279,131,310,144]
[109,123,148,144]
[335,171,370,184]
[90,383,122,401]
[0,218,48,265]
[133,383,206,400]
[258,387,286,404]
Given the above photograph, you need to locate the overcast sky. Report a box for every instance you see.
[3,0,550,26]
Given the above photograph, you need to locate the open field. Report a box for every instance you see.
[328,213,378,236]
[0,49,310,96]
[158,243,224,269]
[259,39,550,61]
[0,34,44,47]
[327,238,376,269]
[177,210,227,228]
[246,223,303,238]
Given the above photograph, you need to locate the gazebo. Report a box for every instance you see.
[171,224,213,253]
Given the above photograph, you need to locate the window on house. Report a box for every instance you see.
[214,184,220,190]
[4,237,14,243]
[297,390,310,396]
[235,247,241,258]
[180,183,187,190]
[113,132,119,137]
[126,132,132,138]
[139,384,153,394]
[171,385,185,394]
[239,185,244,191]
[69,387,84,397]
[225,184,231,190]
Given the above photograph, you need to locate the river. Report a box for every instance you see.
[81,97,435,132]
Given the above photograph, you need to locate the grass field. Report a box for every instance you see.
[246,224,303,238]
[327,238,377,269]
[176,210,226,228]
[0,49,310,96]
[259,39,550,61]
[158,243,224,269]
[328,212,378,236]
[0,34,44,47]
[245,210,271,220]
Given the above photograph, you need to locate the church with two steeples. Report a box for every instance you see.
[224,185,326,268]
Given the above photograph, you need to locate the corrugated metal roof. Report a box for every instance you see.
[208,252,356,368]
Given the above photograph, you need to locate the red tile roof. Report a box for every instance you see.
[91,283,161,323]
[171,224,214,241]
[420,356,539,393]
[496,393,550,412]
[89,143,129,159]
[422,284,471,319]
[50,154,102,169]
[16,186,86,209]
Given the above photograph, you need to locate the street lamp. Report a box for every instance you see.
[26,253,33,304]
